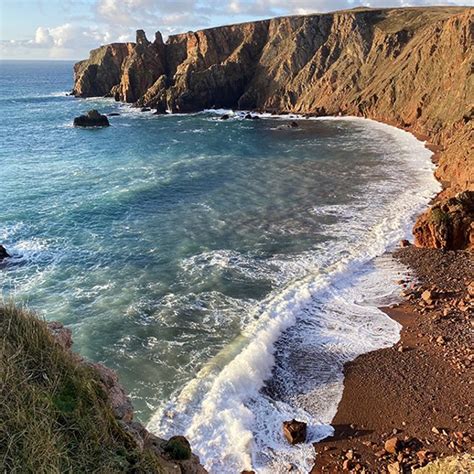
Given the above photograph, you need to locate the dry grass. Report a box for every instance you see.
[0,304,163,473]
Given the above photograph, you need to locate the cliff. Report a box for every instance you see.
[0,305,206,473]
[73,7,473,248]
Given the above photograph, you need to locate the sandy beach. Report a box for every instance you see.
[312,247,473,472]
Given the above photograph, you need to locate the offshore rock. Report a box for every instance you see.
[0,245,10,261]
[73,109,110,127]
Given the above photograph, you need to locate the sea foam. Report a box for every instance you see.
[147,117,440,473]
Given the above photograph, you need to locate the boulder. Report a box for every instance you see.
[73,109,109,127]
[108,112,120,116]
[387,461,401,474]
[0,245,10,261]
[413,191,474,250]
[290,121,299,128]
[140,107,151,112]
[220,114,230,120]
[283,419,307,445]
[400,239,411,248]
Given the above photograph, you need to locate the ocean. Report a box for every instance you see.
[0,60,440,472]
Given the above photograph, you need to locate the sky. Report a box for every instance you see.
[0,0,472,60]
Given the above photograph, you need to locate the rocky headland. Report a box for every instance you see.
[73,6,473,250]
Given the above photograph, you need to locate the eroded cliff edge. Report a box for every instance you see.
[0,305,206,473]
[73,7,473,248]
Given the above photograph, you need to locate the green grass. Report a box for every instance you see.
[0,304,164,473]
[430,207,451,225]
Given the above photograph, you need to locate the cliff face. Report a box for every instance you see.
[73,7,473,249]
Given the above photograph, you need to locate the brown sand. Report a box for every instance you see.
[311,247,473,473]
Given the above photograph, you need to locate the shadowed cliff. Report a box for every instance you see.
[73,7,473,249]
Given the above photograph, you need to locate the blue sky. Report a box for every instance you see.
[1,0,472,60]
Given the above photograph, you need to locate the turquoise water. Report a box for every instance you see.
[0,61,439,472]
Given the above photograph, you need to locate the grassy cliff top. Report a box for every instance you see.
[0,304,164,473]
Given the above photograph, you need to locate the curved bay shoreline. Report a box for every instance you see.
[2,5,472,474]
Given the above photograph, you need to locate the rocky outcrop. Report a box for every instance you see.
[73,7,473,248]
[413,191,474,250]
[73,109,110,127]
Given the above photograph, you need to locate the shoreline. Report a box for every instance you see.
[312,247,473,472]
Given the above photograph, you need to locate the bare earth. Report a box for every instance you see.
[312,247,473,473]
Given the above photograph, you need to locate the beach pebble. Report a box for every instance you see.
[384,437,401,454]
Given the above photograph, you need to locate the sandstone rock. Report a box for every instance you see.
[384,437,401,454]
[421,290,434,303]
[89,362,134,422]
[413,191,474,251]
[72,7,473,251]
[47,322,73,350]
[387,461,401,473]
[73,109,109,127]
[283,419,307,445]
[0,245,10,261]
[468,281,474,297]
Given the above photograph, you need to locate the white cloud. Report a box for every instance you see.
[1,0,472,59]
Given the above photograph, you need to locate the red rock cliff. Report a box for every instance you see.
[73,7,473,249]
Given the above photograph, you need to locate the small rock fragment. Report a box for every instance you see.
[384,437,401,454]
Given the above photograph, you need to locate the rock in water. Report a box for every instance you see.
[290,121,299,128]
[283,419,307,444]
[73,109,110,127]
[0,245,10,261]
